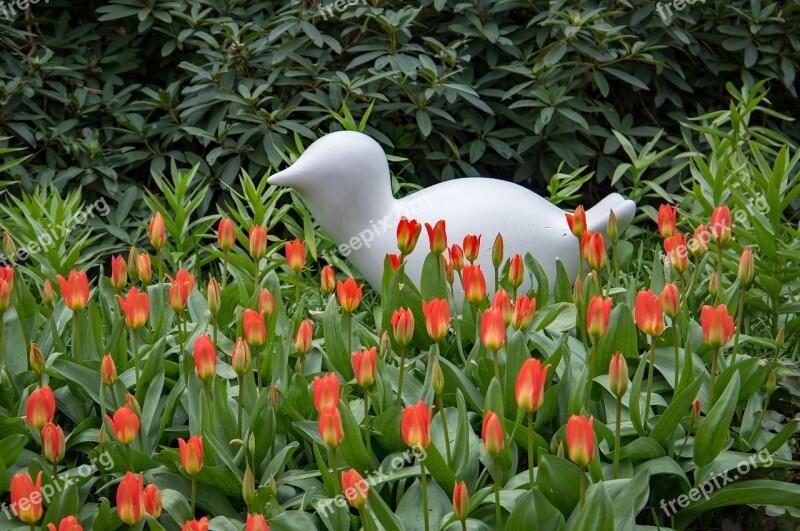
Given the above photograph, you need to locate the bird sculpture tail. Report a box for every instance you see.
[586,193,636,240]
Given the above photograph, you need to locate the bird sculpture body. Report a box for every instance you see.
[268,131,636,300]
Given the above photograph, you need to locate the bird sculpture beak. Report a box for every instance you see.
[267,164,301,187]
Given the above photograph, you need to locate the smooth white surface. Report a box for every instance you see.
[268,131,636,299]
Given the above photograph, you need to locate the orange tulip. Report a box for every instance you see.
[462,265,486,304]
[320,265,335,294]
[635,290,664,337]
[515,358,550,413]
[0,265,13,291]
[166,269,195,312]
[291,320,312,356]
[480,307,506,352]
[508,254,524,289]
[336,277,363,313]
[41,422,65,463]
[341,469,369,508]
[710,206,732,244]
[285,239,305,273]
[586,296,612,339]
[421,298,450,341]
[448,244,465,271]
[116,287,149,330]
[179,436,204,475]
[396,217,422,256]
[453,481,469,521]
[352,347,377,388]
[25,385,56,429]
[319,406,343,448]
[700,304,735,349]
[106,406,140,445]
[193,335,217,382]
[657,204,678,238]
[217,218,235,251]
[101,354,117,386]
[116,472,145,525]
[57,270,90,311]
[246,514,269,531]
[258,288,275,316]
[144,484,162,519]
[47,516,83,531]
[690,225,710,257]
[566,415,594,466]
[661,283,680,319]
[566,206,587,238]
[463,234,481,262]
[491,289,512,326]
[401,401,433,449]
[149,213,166,250]
[580,231,607,271]
[313,373,340,412]
[482,411,504,457]
[663,233,689,273]
[738,246,754,286]
[387,253,402,272]
[391,307,414,346]
[248,226,268,259]
[11,472,43,524]
[231,338,251,376]
[424,220,447,254]
[136,253,152,283]
[182,517,209,531]
[243,309,266,346]
[111,255,128,290]
[511,295,537,331]
[691,398,701,423]
[608,352,629,397]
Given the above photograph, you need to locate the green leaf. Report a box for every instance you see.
[649,377,703,445]
[537,455,580,516]
[693,373,740,467]
[566,482,614,531]
[507,489,565,531]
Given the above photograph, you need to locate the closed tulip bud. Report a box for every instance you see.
[492,233,504,268]
[182,518,209,531]
[248,226,268,259]
[508,254,524,289]
[396,217,422,256]
[573,275,584,307]
[738,246,754,286]
[243,309,266,346]
[661,283,680,319]
[179,436,204,475]
[391,307,414,347]
[25,385,55,429]
[448,244,465,271]
[608,352,628,397]
[116,287,149,330]
[56,270,90,311]
[336,277,363,313]
[444,258,454,284]
[566,206,587,239]
[101,354,117,386]
[580,231,607,271]
[106,406,139,445]
[258,288,275,316]
[246,514,269,531]
[111,255,127,290]
[766,370,777,393]
[453,481,469,521]
[352,347,376,389]
[708,271,719,297]
[710,206,732,245]
[125,393,142,419]
[207,278,220,315]
[166,270,195,312]
[388,253,401,272]
[380,330,392,357]
[144,484,162,519]
[319,406,343,448]
[566,415,594,466]
[313,373,340,412]
[425,220,447,254]
[117,472,146,525]
[43,278,55,304]
[664,234,689,273]
[242,465,256,507]
[431,356,444,394]
[249,433,256,457]
[30,342,45,376]
[463,234,481,263]
[481,307,506,352]
[492,289,512,326]
[2,231,14,258]
[136,253,152,284]
[511,295,537,331]
[700,304,735,349]
[691,399,701,423]
[217,218,235,252]
[776,326,785,349]
[0,266,13,301]
[341,469,369,508]
[515,358,550,412]
[690,225,710,257]
[635,290,664,337]
[401,401,433,449]
[232,338,251,376]
[99,423,108,445]
[193,335,217,382]
[268,475,277,496]
[421,298,450,341]
[294,320,313,355]
[149,213,166,250]
[482,411,504,457]
[462,265,486,304]
[657,204,678,238]
[320,265,335,294]
[608,210,618,242]
[127,246,137,275]
[586,296,612,339]
[285,239,305,273]
[48,516,83,531]
[11,472,43,524]
[41,422,65,463]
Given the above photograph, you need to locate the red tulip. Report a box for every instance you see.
[491,289,512,326]
[116,287,149,330]
[580,231,607,271]
[691,398,701,423]
[148,212,166,250]
[352,347,377,388]
[0,265,13,292]
[515,358,550,413]
[291,319,312,356]
[26,385,56,429]
[661,283,680,319]
[47,516,83,531]
[217,218,235,251]
[232,338,251,376]
[608,352,629,397]
[179,436,204,475]
[258,288,275,316]
[43,278,55,304]
[336,277,363,313]
[285,239,305,273]
[448,244,465,271]
[700,304,735,349]
[424,220,447,254]
[248,226,268,259]
[657,204,678,238]
[511,295,537,331]
[182,517,209,531]
[482,411,504,457]
[106,406,139,445]
[166,269,195,311]
[116,472,145,525]
[690,225,710,257]
[319,406,343,448]
[41,422,65,463]
[144,484,162,519]
[11,472,43,524]
[663,233,689,273]
[480,307,506,352]
[100,354,117,387]
[635,290,664,337]
[111,255,127,290]
[462,264,486,304]
[710,206,732,245]
[586,296,612,339]
[57,270,90,311]
[246,514,269,531]
[453,481,469,521]
[387,253,402,272]
[391,307,414,347]
[193,335,217,382]
[396,217,422,256]
[136,253,152,284]
[463,234,481,262]
[341,469,369,508]
[421,298,450,341]
[313,373,340,412]
[566,206,587,238]
[566,415,594,466]
[243,309,266,346]
[738,246,754,286]
[508,254,524,289]
[207,278,220,315]
[320,265,335,294]
[401,401,433,449]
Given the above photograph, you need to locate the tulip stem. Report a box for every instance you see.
[0,319,11,408]
[579,465,586,507]
[52,460,58,481]
[493,459,502,530]
[364,388,371,455]
[177,311,186,385]
[255,344,262,389]
[133,329,140,390]
[672,319,680,391]
[748,389,773,446]
[347,313,353,361]
[330,446,339,495]
[191,474,196,515]
[527,411,535,489]
[359,507,370,531]
[715,242,723,303]
[494,265,499,294]
[222,250,228,289]
[449,280,467,365]
[420,459,430,531]
[437,392,451,466]
[613,395,622,479]
[109,384,120,410]
[612,241,620,285]
[295,271,301,307]
[644,339,656,430]
[585,341,598,410]
[461,520,467,531]
[708,347,719,407]
[731,285,745,365]
[212,315,218,353]
[126,444,134,471]
[492,348,500,382]
[396,345,407,406]
[73,311,83,363]
[254,258,260,292]
[203,380,213,428]
[237,375,244,438]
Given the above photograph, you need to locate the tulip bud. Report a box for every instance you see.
[508,254,524,289]
[29,343,45,376]
[249,433,256,457]
[101,354,117,386]
[320,265,335,294]
[125,394,142,419]
[268,475,278,497]
[268,385,280,409]
[431,357,444,394]
[232,338,251,376]
[766,370,777,393]
[776,326,785,349]
[341,469,369,509]
[661,283,680,319]
[193,335,217,382]
[294,320,313,355]
[207,278,220,315]
[492,289,512,326]
[242,465,256,507]
[566,206,587,239]
[380,330,392,357]
[352,347,376,389]
[3,231,15,258]
[179,436,204,476]
[573,275,584,307]
[127,246,138,275]
[691,399,701,423]
[217,218,235,252]
[463,235,481,263]
[482,411,504,458]
[492,233,504,269]
[448,244,464,272]
[737,246,754,286]
[111,255,128,290]
[136,253,152,284]
[149,212,166,250]
[708,272,718,298]
[608,352,628,398]
[444,258,454,285]
[41,423,65,463]
[144,484,162,519]
[43,279,55,305]
[99,423,108,445]
[425,220,447,255]
[566,415,594,466]
[607,210,618,242]
[258,288,275,316]
[319,406,343,448]
[453,481,469,521]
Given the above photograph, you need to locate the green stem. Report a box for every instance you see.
[579,465,586,507]
[347,313,353,359]
[527,411,535,489]
[420,459,430,531]
[493,459,502,530]
[255,343,262,389]
[331,446,339,495]
[222,250,228,289]
[191,474,196,515]
[52,459,58,481]
[396,345,407,406]
[133,329,140,390]
[708,347,719,407]
[672,319,680,391]
[612,241,620,284]
[74,310,83,362]
[237,375,244,438]
[109,385,120,410]
[678,423,693,458]
[492,348,500,382]
[494,265,499,294]
[715,242,723,304]
[364,388,371,456]
[295,271,301,307]
[254,257,260,291]
[449,281,466,364]
[461,520,467,531]
[613,396,622,479]
[0,318,11,408]
[747,391,772,446]
[731,285,745,364]
[437,392,451,466]
[585,341,598,410]
[578,256,584,284]
[644,339,656,430]
[204,381,213,428]
[359,507,370,531]
[212,315,218,353]
[178,311,186,385]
